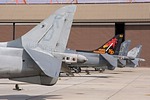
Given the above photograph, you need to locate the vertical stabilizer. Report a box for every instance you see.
[127,45,142,58]
[20,5,76,78]
[22,5,76,53]
[93,34,124,55]
[126,45,143,67]
[119,40,131,56]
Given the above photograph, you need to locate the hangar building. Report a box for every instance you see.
[0,2,149,66]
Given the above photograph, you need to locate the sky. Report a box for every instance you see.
[0,0,150,3]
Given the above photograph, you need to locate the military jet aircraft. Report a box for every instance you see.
[118,40,145,68]
[127,45,145,67]
[63,35,145,74]
[0,5,77,87]
[63,34,124,73]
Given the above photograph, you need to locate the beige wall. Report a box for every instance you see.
[0,3,150,22]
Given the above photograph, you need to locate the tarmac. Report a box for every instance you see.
[0,67,149,100]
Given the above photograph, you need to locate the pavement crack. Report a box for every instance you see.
[106,73,143,100]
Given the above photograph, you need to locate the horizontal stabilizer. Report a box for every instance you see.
[118,59,126,67]
[131,59,139,67]
[118,55,135,60]
[138,58,145,61]
[126,59,139,67]
[26,48,62,77]
[101,53,117,67]
[126,58,145,67]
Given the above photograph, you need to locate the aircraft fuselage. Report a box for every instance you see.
[66,50,108,68]
[0,47,40,78]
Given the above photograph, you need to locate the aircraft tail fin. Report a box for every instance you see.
[93,34,124,55]
[1,5,76,53]
[21,5,76,78]
[117,40,131,67]
[126,45,145,67]
[127,45,142,58]
[119,40,131,56]
[22,5,76,53]
[0,6,76,85]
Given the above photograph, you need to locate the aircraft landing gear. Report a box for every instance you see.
[13,84,22,91]
[94,67,106,73]
[99,68,105,73]
[85,70,90,75]
[72,66,81,73]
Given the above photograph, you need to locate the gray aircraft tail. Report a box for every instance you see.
[126,45,145,67]
[22,5,76,78]
[127,45,142,58]
[119,40,131,56]
[118,40,131,67]
[2,5,76,80]
[118,44,145,68]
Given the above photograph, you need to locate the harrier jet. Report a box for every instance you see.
[63,34,124,73]
[63,35,145,74]
[118,40,145,68]
[0,5,76,87]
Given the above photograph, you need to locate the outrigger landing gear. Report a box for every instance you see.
[13,84,22,91]
[85,70,90,75]
[94,67,106,73]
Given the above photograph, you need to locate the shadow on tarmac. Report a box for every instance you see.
[0,94,62,100]
[76,75,113,78]
[107,72,121,74]
[61,75,113,78]
[120,70,134,72]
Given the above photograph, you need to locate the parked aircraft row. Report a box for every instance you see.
[0,5,145,90]
[62,35,145,75]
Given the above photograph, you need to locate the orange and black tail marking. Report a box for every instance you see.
[93,34,124,55]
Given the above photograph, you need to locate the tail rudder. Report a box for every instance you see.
[93,34,124,55]
[119,40,131,56]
